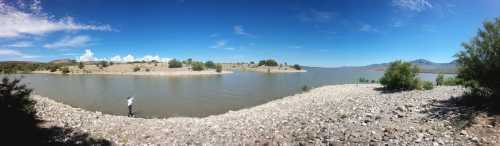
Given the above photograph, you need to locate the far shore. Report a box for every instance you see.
[32,70,233,76]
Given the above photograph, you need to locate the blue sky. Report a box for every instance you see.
[0,0,499,67]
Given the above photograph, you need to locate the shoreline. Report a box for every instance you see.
[32,70,233,76]
[32,84,491,145]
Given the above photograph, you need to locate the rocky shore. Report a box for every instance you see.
[33,84,498,145]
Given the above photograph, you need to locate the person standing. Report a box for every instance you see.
[127,96,134,117]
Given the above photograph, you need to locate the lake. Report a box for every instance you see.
[3,67,445,118]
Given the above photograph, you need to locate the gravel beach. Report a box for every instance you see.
[32,84,497,145]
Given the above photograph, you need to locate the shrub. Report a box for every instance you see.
[78,62,85,69]
[191,62,205,71]
[455,17,500,97]
[215,64,223,73]
[443,77,462,86]
[0,77,37,142]
[145,68,150,72]
[205,61,216,69]
[61,67,70,75]
[422,81,434,90]
[379,60,420,91]
[358,77,369,83]
[258,59,279,66]
[99,61,108,68]
[301,85,310,92]
[292,64,302,70]
[49,65,59,72]
[168,59,183,68]
[436,73,444,86]
[133,66,140,72]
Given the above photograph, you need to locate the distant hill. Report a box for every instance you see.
[49,59,77,64]
[346,59,458,74]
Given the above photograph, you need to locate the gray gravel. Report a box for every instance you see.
[33,84,479,145]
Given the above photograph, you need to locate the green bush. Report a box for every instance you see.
[301,85,310,92]
[191,62,205,71]
[422,81,434,90]
[215,64,223,73]
[456,17,500,97]
[443,77,462,86]
[133,66,140,72]
[205,61,216,69]
[358,77,369,83]
[292,64,302,70]
[49,65,59,72]
[436,73,444,86]
[145,68,150,72]
[168,59,183,68]
[78,62,85,69]
[258,59,279,66]
[61,67,70,75]
[380,60,421,91]
[99,61,109,68]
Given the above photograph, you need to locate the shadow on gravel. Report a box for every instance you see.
[422,94,500,129]
[374,87,406,94]
[5,119,112,146]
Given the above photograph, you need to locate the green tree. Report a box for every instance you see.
[99,61,109,68]
[168,59,183,68]
[78,62,85,69]
[292,64,302,70]
[379,60,421,91]
[191,61,205,71]
[61,67,70,75]
[215,64,223,73]
[456,17,500,97]
[436,73,444,86]
[133,66,141,72]
[205,61,216,69]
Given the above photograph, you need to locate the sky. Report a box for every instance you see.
[0,0,499,67]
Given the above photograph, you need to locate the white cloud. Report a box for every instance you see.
[359,24,379,32]
[233,25,252,36]
[392,0,432,12]
[0,1,112,38]
[110,55,122,62]
[0,49,24,56]
[6,41,33,48]
[44,35,91,49]
[209,33,218,38]
[79,49,96,62]
[297,9,335,23]
[211,40,227,49]
[122,54,135,62]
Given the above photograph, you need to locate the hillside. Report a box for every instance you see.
[346,59,458,74]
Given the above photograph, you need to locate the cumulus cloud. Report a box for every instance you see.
[43,35,91,49]
[392,0,433,12]
[0,0,112,38]
[78,49,170,62]
[79,49,96,62]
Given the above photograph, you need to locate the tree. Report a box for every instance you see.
[258,60,266,66]
[436,73,444,86]
[99,61,109,68]
[78,62,85,69]
[215,64,223,73]
[205,61,216,69]
[168,59,183,68]
[258,59,279,66]
[191,62,205,71]
[379,60,421,91]
[292,64,302,70]
[49,65,59,72]
[0,77,37,143]
[456,18,500,98]
[61,67,70,75]
[133,66,141,72]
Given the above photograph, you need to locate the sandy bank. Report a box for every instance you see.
[32,84,496,145]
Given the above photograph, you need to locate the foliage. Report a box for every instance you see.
[205,61,216,69]
[191,61,205,71]
[168,59,183,68]
[0,62,50,74]
[250,61,255,64]
[292,64,302,70]
[422,81,434,90]
[61,67,70,75]
[358,77,370,83]
[436,73,445,86]
[49,65,59,72]
[258,59,279,66]
[133,66,140,72]
[98,61,109,68]
[301,85,310,92]
[455,17,500,97]
[215,64,223,73]
[145,68,150,72]
[443,76,463,86]
[78,62,85,69]
[379,60,421,91]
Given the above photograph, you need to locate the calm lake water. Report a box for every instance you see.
[4,67,445,118]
